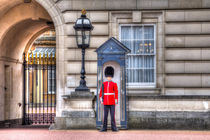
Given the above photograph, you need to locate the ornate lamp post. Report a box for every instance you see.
[74,9,94,91]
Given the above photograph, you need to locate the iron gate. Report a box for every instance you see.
[23,52,56,125]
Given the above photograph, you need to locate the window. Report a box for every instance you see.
[120,24,156,87]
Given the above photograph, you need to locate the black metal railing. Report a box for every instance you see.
[23,52,56,125]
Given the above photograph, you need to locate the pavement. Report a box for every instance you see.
[1,128,210,140]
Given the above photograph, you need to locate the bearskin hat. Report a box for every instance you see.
[105,66,114,77]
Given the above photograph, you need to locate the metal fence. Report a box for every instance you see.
[23,52,56,125]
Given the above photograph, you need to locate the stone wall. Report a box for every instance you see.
[55,0,210,10]
[53,1,210,96]
[50,0,210,129]
[128,96,210,129]
[165,10,210,95]
[0,60,23,124]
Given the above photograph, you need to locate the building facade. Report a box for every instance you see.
[1,0,210,129]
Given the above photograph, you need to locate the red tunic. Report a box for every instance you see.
[99,81,118,105]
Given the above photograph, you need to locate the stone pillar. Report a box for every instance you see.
[50,91,96,129]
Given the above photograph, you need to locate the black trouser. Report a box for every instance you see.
[102,105,117,130]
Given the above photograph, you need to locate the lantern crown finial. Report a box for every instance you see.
[81,9,86,15]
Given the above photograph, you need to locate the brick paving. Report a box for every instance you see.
[1,128,210,140]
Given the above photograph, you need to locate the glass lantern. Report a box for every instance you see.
[74,10,93,48]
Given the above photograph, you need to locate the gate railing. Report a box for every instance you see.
[23,52,56,125]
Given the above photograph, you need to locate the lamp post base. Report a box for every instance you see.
[49,91,95,130]
[75,78,90,91]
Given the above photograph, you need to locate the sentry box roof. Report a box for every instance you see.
[95,37,130,55]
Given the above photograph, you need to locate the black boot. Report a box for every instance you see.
[112,127,119,132]
[99,127,107,132]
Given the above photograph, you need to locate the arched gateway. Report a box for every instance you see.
[0,0,64,127]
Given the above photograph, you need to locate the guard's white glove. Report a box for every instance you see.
[115,99,118,104]
[100,98,103,104]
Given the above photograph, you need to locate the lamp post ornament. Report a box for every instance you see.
[81,9,86,15]
[74,9,93,92]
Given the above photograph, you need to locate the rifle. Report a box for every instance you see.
[102,83,104,103]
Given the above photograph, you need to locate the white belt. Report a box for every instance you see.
[104,93,115,95]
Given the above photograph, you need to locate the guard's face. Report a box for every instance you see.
[106,77,112,81]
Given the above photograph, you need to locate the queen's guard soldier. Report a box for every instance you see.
[99,66,119,132]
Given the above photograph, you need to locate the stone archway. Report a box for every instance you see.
[36,0,66,119]
[0,0,65,127]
